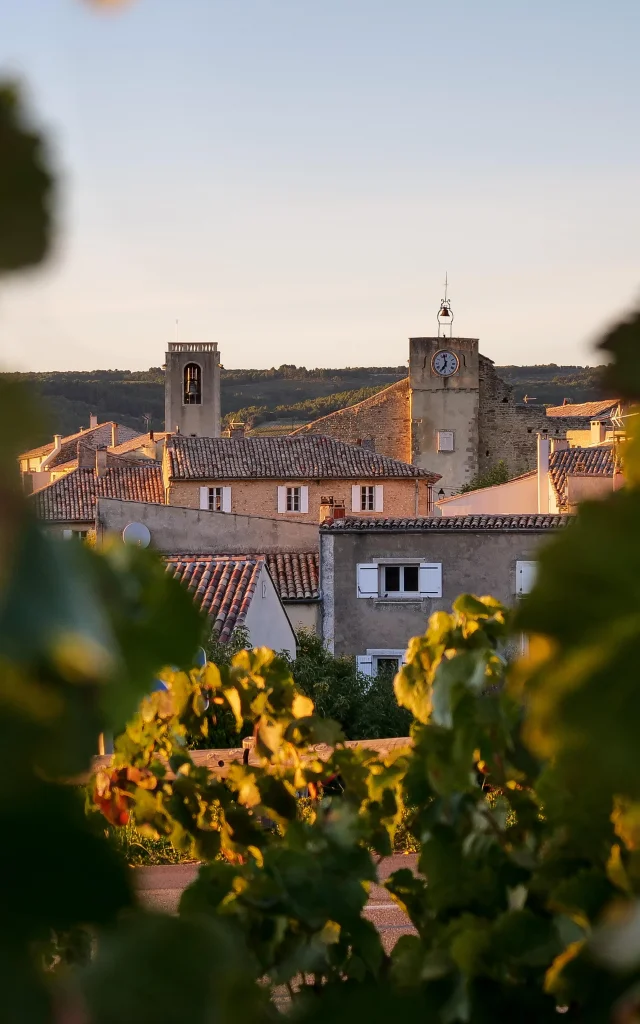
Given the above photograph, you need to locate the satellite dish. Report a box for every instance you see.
[122,522,151,548]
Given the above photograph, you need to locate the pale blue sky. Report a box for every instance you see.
[1,0,639,371]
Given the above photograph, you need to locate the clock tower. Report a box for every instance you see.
[409,290,479,496]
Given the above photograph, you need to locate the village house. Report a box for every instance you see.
[436,430,618,517]
[166,554,296,657]
[19,417,143,493]
[162,433,440,521]
[95,497,321,633]
[319,513,571,669]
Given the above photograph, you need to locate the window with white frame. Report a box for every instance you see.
[208,486,223,512]
[356,561,442,599]
[199,485,231,513]
[437,430,455,452]
[361,485,375,511]
[357,649,407,677]
[277,485,309,514]
[351,484,383,513]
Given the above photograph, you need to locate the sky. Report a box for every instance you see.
[1,0,640,372]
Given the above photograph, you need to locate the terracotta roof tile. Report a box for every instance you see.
[321,514,573,531]
[164,555,263,641]
[548,444,614,506]
[21,422,142,468]
[166,434,437,481]
[545,400,619,419]
[266,552,319,600]
[31,456,164,522]
[110,432,172,456]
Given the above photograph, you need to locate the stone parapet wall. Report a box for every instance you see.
[291,379,411,462]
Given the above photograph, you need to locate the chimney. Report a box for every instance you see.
[537,432,550,513]
[230,421,246,439]
[77,441,95,469]
[89,414,99,429]
[111,423,118,447]
[95,446,108,477]
[361,438,375,452]
[562,398,570,406]
[550,436,569,454]
[40,434,63,471]
[590,419,607,445]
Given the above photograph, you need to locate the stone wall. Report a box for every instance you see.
[167,476,432,520]
[478,359,577,477]
[290,379,411,462]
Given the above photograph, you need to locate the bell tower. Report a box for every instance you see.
[409,284,480,496]
[164,342,221,437]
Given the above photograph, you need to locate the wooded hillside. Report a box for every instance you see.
[3,363,607,443]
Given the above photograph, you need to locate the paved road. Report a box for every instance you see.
[134,854,418,953]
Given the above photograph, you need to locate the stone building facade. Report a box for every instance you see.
[293,338,583,495]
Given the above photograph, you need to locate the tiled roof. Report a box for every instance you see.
[165,556,263,641]
[110,432,172,456]
[321,514,572,531]
[549,444,614,506]
[166,435,436,481]
[21,423,142,468]
[266,552,319,600]
[545,399,618,419]
[31,456,164,522]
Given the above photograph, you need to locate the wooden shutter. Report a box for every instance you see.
[374,485,384,512]
[300,486,309,513]
[277,486,287,513]
[200,486,210,510]
[419,563,442,597]
[516,560,537,595]
[356,654,374,676]
[222,486,232,513]
[357,564,379,598]
[352,485,360,512]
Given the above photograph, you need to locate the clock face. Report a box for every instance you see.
[432,350,459,377]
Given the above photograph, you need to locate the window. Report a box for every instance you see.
[383,564,419,594]
[199,485,231,512]
[437,430,455,452]
[277,485,309,514]
[208,487,223,512]
[357,650,407,677]
[183,363,202,405]
[361,486,375,511]
[356,562,442,598]
[351,484,383,513]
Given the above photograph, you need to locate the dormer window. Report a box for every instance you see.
[183,363,202,405]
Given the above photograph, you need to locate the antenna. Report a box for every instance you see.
[175,319,179,345]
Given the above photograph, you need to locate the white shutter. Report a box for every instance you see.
[277,486,287,513]
[516,560,537,596]
[419,563,442,597]
[357,564,379,598]
[200,486,209,510]
[300,486,309,513]
[352,485,360,512]
[222,486,232,513]
[62,529,73,540]
[356,654,374,676]
[374,485,384,512]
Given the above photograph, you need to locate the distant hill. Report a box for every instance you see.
[3,363,608,445]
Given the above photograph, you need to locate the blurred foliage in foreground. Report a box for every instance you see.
[7,71,640,1024]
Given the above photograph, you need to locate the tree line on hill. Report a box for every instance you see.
[1,363,607,444]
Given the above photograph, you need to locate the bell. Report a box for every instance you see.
[439,305,450,317]
[188,379,198,394]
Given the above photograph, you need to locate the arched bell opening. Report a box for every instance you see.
[183,363,202,405]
